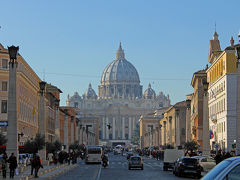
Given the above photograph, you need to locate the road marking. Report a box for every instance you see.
[96,165,102,180]
[143,162,154,169]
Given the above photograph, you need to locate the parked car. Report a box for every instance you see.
[192,156,216,172]
[19,153,28,166]
[163,149,184,171]
[126,152,134,160]
[173,156,201,178]
[202,156,240,180]
[128,156,143,170]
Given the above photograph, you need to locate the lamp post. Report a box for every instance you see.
[202,78,210,155]
[39,81,46,162]
[6,45,19,161]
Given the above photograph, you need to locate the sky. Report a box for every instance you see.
[1,0,240,106]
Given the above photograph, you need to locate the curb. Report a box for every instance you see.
[19,164,68,180]
[46,164,78,180]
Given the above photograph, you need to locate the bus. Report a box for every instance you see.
[85,145,103,164]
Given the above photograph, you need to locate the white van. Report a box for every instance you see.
[85,146,102,164]
[163,149,184,171]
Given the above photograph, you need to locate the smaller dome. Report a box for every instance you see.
[143,83,156,99]
[70,92,81,100]
[83,83,97,99]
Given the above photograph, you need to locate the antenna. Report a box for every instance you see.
[215,21,216,32]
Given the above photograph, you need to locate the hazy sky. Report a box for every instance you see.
[1,0,240,105]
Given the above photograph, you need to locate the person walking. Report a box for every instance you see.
[1,152,8,178]
[32,155,43,178]
[8,153,17,178]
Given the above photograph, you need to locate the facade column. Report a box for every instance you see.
[106,117,109,139]
[102,117,105,139]
[122,116,125,139]
[129,117,132,140]
[113,117,116,139]
[64,113,68,150]
[6,58,18,162]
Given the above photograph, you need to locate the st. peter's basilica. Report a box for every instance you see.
[66,43,170,145]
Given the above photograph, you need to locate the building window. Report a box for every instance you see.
[1,100,7,113]
[2,81,7,91]
[1,59,8,69]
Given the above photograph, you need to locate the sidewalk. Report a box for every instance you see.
[1,163,68,180]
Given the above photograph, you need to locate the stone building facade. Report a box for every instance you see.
[67,43,170,145]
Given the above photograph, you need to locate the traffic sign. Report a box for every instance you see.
[0,121,8,126]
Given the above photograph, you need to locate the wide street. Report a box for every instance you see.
[53,153,196,180]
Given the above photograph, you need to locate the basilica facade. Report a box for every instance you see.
[66,43,170,145]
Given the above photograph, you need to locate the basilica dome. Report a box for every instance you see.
[101,43,140,85]
[143,83,156,99]
[83,83,97,99]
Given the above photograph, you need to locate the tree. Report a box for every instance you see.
[184,140,199,152]
[131,122,140,145]
[0,132,7,146]
[33,133,45,152]
[24,140,37,153]
[54,140,62,151]
[46,140,62,153]
[69,141,80,151]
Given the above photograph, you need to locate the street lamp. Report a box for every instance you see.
[39,81,46,94]
[6,45,19,162]
[18,132,24,142]
[38,81,47,162]
[8,46,19,67]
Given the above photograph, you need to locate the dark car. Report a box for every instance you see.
[126,152,134,160]
[173,157,201,178]
[128,156,143,170]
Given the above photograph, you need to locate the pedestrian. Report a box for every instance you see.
[32,155,43,178]
[1,152,8,178]
[8,153,17,178]
[30,153,36,176]
[215,151,223,164]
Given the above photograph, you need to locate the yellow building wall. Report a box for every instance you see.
[207,51,237,85]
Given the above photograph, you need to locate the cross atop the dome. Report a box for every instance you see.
[116,42,125,60]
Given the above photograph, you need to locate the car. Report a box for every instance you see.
[173,156,201,178]
[126,152,134,160]
[128,156,143,170]
[19,153,28,166]
[202,156,240,180]
[192,156,216,172]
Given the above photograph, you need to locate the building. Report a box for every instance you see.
[160,101,187,148]
[0,43,41,146]
[190,69,207,151]
[139,107,168,148]
[67,43,171,145]
[207,32,238,152]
